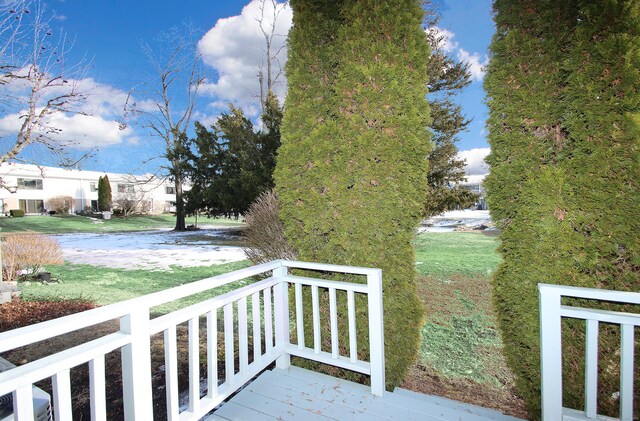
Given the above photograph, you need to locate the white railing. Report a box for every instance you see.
[539,284,639,421]
[0,260,384,420]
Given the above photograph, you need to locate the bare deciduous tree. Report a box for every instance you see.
[0,0,92,191]
[256,0,287,110]
[126,24,204,231]
[112,174,155,216]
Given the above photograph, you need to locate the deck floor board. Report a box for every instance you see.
[208,367,526,421]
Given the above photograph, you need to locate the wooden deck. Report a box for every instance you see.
[207,366,526,421]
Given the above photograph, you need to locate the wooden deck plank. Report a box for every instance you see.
[248,377,388,421]
[251,372,399,421]
[210,367,527,421]
[207,401,280,421]
[283,365,373,394]
[377,390,509,421]
[267,368,502,421]
[216,384,336,420]
[261,369,445,421]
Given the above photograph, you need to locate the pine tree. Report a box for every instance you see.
[485,0,640,417]
[275,0,431,388]
[424,4,477,216]
[185,93,283,218]
[97,175,112,212]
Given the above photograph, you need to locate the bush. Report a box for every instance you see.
[1,234,64,283]
[98,175,112,211]
[484,1,640,418]
[244,190,297,265]
[275,0,430,389]
[47,195,73,214]
[9,209,24,217]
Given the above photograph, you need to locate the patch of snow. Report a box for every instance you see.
[420,210,493,233]
[54,229,247,271]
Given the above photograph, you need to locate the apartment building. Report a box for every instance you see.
[458,173,488,210]
[0,163,180,215]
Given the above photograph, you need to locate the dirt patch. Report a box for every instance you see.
[401,366,528,419]
[403,274,530,419]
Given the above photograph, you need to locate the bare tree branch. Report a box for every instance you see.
[0,0,93,191]
[124,22,205,231]
[255,0,288,110]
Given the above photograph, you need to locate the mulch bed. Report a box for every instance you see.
[0,299,97,332]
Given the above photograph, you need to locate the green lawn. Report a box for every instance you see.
[0,214,244,234]
[412,232,513,390]
[414,232,501,277]
[21,261,252,315]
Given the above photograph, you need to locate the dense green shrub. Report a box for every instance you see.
[97,175,112,212]
[9,209,24,217]
[484,1,640,418]
[275,0,431,388]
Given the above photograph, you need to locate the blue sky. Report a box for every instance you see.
[1,0,494,176]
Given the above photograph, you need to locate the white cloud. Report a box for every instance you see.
[197,0,292,115]
[428,26,458,53]
[428,26,489,82]
[0,110,133,149]
[458,147,490,175]
[0,73,138,150]
[457,49,489,82]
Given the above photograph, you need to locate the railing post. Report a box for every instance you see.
[367,268,385,396]
[273,262,291,369]
[539,284,563,421]
[120,307,153,420]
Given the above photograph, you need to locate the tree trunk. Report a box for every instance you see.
[173,175,186,231]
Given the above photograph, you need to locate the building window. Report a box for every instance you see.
[17,178,43,190]
[19,199,44,214]
[117,183,134,193]
[165,186,175,195]
[91,200,98,211]
[90,182,97,192]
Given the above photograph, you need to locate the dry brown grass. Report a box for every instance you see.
[1,234,63,283]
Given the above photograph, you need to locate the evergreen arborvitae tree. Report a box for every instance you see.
[424,4,477,216]
[275,0,431,388]
[485,1,640,418]
[97,175,112,212]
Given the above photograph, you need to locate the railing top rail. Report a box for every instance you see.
[538,283,640,305]
[283,274,369,293]
[281,260,382,277]
[0,260,282,353]
[561,305,640,325]
[149,276,279,334]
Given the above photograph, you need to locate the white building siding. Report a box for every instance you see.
[0,163,182,215]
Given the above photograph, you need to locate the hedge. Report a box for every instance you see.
[275,0,431,389]
[484,0,640,418]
